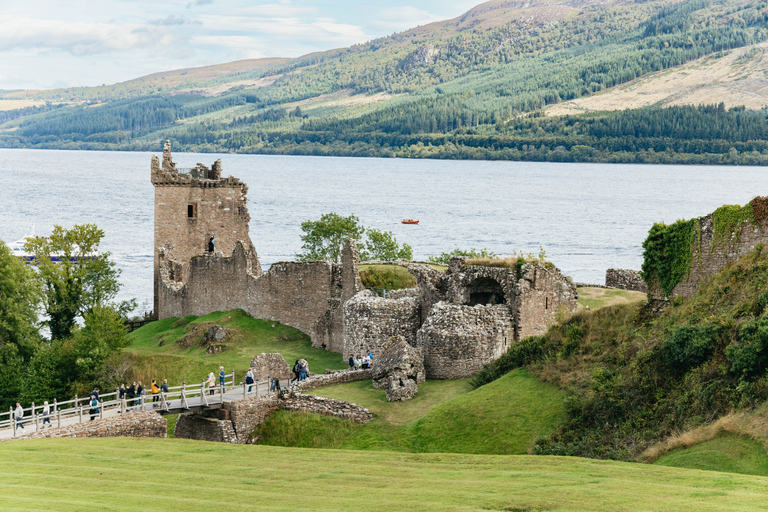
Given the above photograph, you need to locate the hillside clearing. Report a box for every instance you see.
[2,437,768,511]
[577,286,647,311]
[655,433,768,478]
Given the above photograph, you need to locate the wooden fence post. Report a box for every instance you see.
[32,402,37,433]
[57,408,61,428]
[79,405,83,424]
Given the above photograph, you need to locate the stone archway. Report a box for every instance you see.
[466,277,506,306]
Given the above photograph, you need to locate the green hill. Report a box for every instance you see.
[124,309,346,386]
[254,368,565,455]
[2,437,768,511]
[656,433,768,477]
[3,0,768,164]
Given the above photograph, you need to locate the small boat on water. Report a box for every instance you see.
[401,218,419,225]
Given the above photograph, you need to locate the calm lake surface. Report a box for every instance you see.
[1,148,766,314]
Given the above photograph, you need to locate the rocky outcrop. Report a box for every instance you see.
[371,336,426,401]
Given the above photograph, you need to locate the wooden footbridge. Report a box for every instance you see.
[0,370,292,440]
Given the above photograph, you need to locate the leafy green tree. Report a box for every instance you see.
[24,224,133,340]
[360,229,413,261]
[296,213,364,263]
[0,241,41,356]
[428,247,497,265]
[0,241,41,409]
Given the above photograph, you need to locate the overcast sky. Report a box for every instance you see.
[0,0,482,91]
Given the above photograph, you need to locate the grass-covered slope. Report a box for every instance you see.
[2,437,768,511]
[123,309,345,386]
[655,433,768,477]
[473,245,768,461]
[255,368,565,455]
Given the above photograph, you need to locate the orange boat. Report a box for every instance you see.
[401,218,419,225]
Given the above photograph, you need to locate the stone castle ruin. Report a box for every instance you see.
[153,142,578,379]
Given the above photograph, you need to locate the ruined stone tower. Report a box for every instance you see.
[151,141,260,314]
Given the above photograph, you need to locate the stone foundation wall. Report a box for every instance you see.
[290,368,371,393]
[173,414,237,443]
[5,411,166,441]
[416,302,514,379]
[281,393,372,424]
[343,291,421,359]
[605,268,648,293]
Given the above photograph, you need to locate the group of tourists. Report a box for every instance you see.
[205,366,229,395]
[291,359,310,383]
[348,352,373,370]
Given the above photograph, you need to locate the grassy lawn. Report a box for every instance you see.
[2,437,768,511]
[256,368,565,455]
[577,286,647,311]
[123,310,346,386]
[655,433,768,477]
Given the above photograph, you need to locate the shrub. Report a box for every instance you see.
[727,316,768,381]
[663,324,720,376]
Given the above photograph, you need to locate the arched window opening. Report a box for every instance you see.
[466,277,506,306]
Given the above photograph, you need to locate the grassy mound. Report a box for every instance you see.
[358,264,416,290]
[123,309,345,385]
[2,437,768,511]
[655,433,768,478]
[255,368,565,455]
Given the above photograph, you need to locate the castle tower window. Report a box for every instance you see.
[188,204,197,218]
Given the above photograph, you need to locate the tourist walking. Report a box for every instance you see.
[42,401,51,428]
[354,355,361,370]
[348,354,354,369]
[362,354,371,369]
[206,372,216,395]
[14,403,24,431]
[151,379,160,405]
[161,379,169,397]
[89,395,99,421]
[245,368,255,392]
[127,382,136,405]
[299,359,309,381]
[291,360,302,384]
[219,366,226,392]
[136,381,144,407]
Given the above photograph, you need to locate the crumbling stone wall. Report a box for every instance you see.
[249,353,291,382]
[343,291,421,360]
[5,411,166,441]
[515,262,579,340]
[416,302,514,379]
[289,368,371,393]
[281,392,372,424]
[606,268,648,293]
[371,336,426,401]
[657,209,768,299]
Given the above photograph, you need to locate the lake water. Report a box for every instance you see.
[1,148,766,315]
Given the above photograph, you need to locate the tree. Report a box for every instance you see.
[360,229,413,261]
[0,241,41,356]
[428,247,497,265]
[24,224,133,340]
[296,213,364,263]
[0,241,41,408]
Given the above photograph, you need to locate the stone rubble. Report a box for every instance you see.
[371,336,426,401]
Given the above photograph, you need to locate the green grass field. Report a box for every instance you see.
[656,433,768,478]
[2,437,768,511]
[576,286,647,311]
[255,368,565,454]
[125,310,346,386]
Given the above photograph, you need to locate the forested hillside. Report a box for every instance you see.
[2,0,768,163]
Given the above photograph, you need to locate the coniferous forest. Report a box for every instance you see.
[3,0,768,164]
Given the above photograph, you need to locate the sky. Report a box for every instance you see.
[0,0,483,91]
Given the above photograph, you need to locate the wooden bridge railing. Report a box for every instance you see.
[0,369,292,438]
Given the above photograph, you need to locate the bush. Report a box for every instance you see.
[663,324,720,376]
[727,316,768,381]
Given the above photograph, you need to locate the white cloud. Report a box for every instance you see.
[0,17,179,55]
